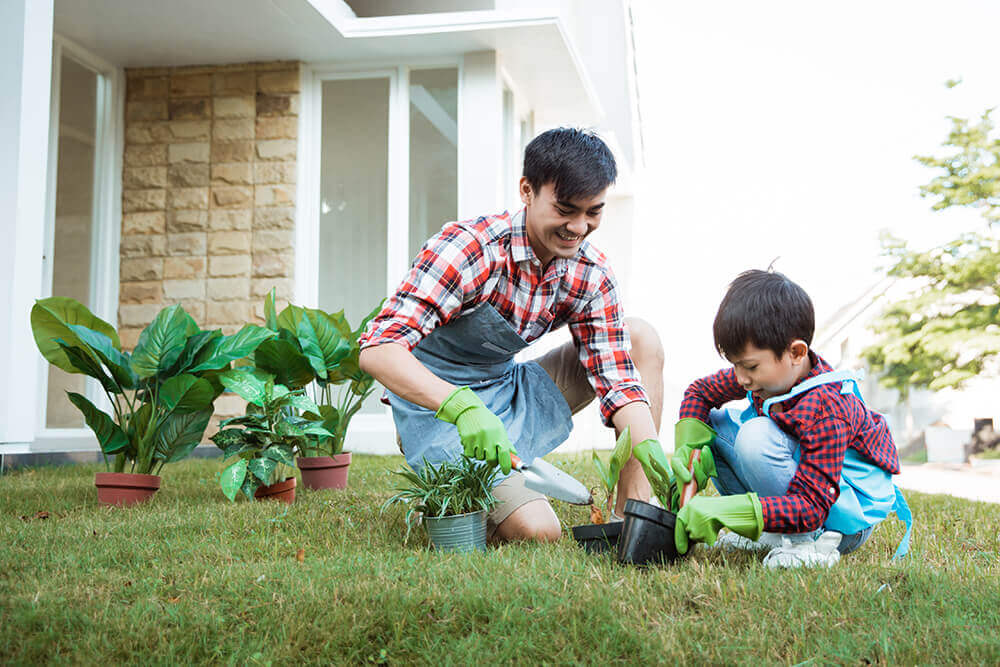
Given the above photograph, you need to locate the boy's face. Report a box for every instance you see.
[727,341,811,400]
[520,179,606,266]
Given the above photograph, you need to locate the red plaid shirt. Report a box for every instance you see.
[679,352,900,532]
[359,209,649,424]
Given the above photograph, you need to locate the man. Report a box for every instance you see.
[359,128,671,542]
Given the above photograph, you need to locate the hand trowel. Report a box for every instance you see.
[509,453,593,505]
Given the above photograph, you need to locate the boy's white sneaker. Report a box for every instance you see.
[712,530,806,552]
[762,531,842,569]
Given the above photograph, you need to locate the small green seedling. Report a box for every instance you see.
[590,426,633,524]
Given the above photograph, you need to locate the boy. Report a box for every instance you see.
[359,128,671,543]
[669,270,911,568]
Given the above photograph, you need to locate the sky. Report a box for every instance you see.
[626,0,999,413]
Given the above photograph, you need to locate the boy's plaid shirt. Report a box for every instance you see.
[679,352,900,532]
[359,209,649,424]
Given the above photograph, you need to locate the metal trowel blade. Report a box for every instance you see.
[512,455,593,505]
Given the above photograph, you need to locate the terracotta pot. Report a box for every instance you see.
[94,472,161,507]
[254,476,296,504]
[297,452,352,490]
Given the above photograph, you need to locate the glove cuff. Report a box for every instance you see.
[674,418,716,448]
[435,386,484,424]
[747,492,764,542]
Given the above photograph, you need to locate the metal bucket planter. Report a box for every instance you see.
[423,510,487,553]
[297,453,351,490]
[94,472,161,507]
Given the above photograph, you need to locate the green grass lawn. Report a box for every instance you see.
[2,453,998,664]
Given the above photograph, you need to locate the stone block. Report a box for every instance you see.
[252,277,294,298]
[209,255,251,277]
[257,69,300,94]
[164,256,206,279]
[167,233,207,256]
[163,278,206,300]
[168,120,211,141]
[209,209,252,231]
[119,304,163,328]
[169,98,210,121]
[256,93,298,117]
[213,118,255,142]
[252,253,291,278]
[253,230,294,253]
[127,76,168,101]
[214,70,256,96]
[120,281,163,304]
[122,189,166,213]
[211,162,253,186]
[256,139,296,161]
[206,300,252,325]
[168,142,210,164]
[123,211,166,235]
[255,116,297,140]
[213,96,255,118]
[166,209,209,233]
[120,257,163,282]
[254,184,295,207]
[120,235,166,258]
[253,161,297,185]
[125,144,167,167]
[212,186,253,208]
[253,206,295,229]
[123,166,168,189]
[170,73,212,97]
[212,392,248,417]
[118,327,144,351]
[208,231,251,255]
[127,100,168,121]
[126,123,167,145]
[167,187,209,210]
[211,140,253,163]
[207,277,251,301]
[168,163,210,188]
[167,299,205,323]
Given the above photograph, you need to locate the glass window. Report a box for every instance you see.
[408,68,458,260]
[46,55,98,429]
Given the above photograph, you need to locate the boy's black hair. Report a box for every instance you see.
[522,128,617,201]
[713,269,815,359]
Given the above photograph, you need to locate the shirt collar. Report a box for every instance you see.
[509,208,570,277]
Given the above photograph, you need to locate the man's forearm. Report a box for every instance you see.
[358,342,456,412]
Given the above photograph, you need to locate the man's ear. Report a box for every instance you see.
[788,340,810,364]
[519,177,533,206]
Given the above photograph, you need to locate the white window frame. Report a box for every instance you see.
[297,58,461,453]
[33,35,124,453]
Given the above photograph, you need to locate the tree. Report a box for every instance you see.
[864,98,1000,398]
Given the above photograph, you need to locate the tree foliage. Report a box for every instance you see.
[864,98,1000,397]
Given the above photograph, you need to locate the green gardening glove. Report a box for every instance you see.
[435,386,517,474]
[674,492,764,555]
[671,418,718,493]
[632,438,679,511]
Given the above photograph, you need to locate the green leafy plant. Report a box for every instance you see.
[211,369,333,500]
[381,457,500,540]
[252,289,384,458]
[589,426,633,524]
[30,297,275,475]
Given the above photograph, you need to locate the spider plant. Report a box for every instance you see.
[381,457,500,541]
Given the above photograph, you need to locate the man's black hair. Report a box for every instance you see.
[713,270,815,359]
[522,128,617,201]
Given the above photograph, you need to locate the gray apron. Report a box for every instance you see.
[387,303,574,478]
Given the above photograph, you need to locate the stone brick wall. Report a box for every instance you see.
[119,62,299,351]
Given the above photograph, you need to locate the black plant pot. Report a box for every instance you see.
[617,498,683,567]
[572,521,624,554]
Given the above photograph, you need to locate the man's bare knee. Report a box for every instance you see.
[492,499,562,543]
[625,316,665,369]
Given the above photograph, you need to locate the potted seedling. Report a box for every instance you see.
[382,456,500,553]
[211,368,333,504]
[572,426,633,553]
[253,289,383,490]
[30,297,274,506]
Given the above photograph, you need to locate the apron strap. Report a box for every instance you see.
[761,369,863,416]
[891,484,913,560]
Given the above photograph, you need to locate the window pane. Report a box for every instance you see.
[319,77,390,414]
[408,69,458,260]
[46,55,98,429]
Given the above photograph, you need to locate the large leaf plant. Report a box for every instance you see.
[589,426,633,524]
[211,369,333,500]
[30,297,276,475]
[252,289,384,458]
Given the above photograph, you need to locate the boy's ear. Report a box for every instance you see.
[788,340,809,364]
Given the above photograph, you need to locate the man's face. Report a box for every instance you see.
[727,342,810,401]
[520,179,606,266]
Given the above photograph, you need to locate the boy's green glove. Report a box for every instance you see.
[674,492,764,555]
[632,439,678,511]
[435,386,517,474]
[671,418,718,492]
